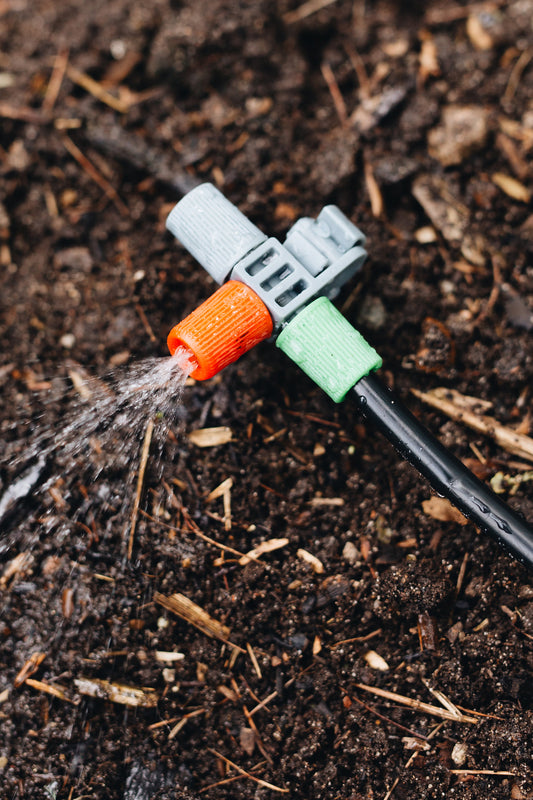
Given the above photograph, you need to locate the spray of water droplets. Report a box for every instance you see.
[0,347,196,545]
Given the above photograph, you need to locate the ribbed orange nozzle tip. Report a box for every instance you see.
[167,280,273,380]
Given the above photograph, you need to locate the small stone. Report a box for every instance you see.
[414,226,438,244]
[356,296,387,331]
[162,668,176,683]
[342,541,359,564]
[364,650,389,671]
[428,105,489,167]
[451,742,467,766]
[59,333,75,349]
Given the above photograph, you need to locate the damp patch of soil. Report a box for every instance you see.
[1,1,533,798]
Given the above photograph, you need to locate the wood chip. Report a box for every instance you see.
[240,726,256,756]
[412,387,533,463]
[239,538,289,566]
[412,174,486,265]
[0,552,32,589]
[155,651,185,663]
[309,496,344,507]
[25,678,76,704]
[418,34,440,84]
[188,427,233,447]
[297,548,324,574]
[466,13,495,50]
[14,652,46,688]
[154,591,238,647]
[74,677,158,707]
[428,105,489,166]
[363,650,390,671]
[492,172,531,203]
[422,496,468,526]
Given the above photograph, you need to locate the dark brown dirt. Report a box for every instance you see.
[1,1,533,798]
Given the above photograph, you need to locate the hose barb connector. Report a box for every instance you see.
[166,183,367,378]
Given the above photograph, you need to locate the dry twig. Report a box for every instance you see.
[412,387,533,463]
[43,49,69,112]
[66,65,130,113]
[126,417,154,559]
[168,708,205,740]
[208,749,289,793]
[321,62,348,126]
[355,683,479,724]
[283,0,338,24]
[61,135,129,215]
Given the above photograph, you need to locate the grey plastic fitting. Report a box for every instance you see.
[166,183,367,328]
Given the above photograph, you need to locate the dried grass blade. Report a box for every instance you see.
[355,683,478,724]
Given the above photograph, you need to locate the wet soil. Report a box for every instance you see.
[1,1,533,798]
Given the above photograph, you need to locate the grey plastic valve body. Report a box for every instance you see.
[166,183,367,327]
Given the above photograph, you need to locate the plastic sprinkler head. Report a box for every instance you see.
[166,183,533,571]
[166,183,368,381]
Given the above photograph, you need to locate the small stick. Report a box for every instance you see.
[412,387,533,463]
[246,643,262,679]
[127,418,154,559]
[345,44,371,98]
[330,628,382,649]
[243,704,273,764]
[348,693,429,741]
[425,1,506,25]
[283,0,338,24]
[0,102,49,124]
[321,62,348,126]
[140,509,248,560]
[504,49,533,104]
[135,303,157,343]
[66,65,130,113]
[476,252,502,323]
[168,708,205,740]
[355,683,479,724]
[43,49,69,113]
[148,716,180,731]
[208,749,289,793]
[199,762,266,793]
[364,157,384,218]
[61,135,129,216]
[450,769,515,776]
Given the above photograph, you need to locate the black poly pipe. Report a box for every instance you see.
[352,373,533,570]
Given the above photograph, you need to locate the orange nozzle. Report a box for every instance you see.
[167,280,273,380]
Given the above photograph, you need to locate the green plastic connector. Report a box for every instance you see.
[276,297,382,402]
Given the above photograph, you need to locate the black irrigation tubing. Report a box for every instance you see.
[351,372,533,570]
